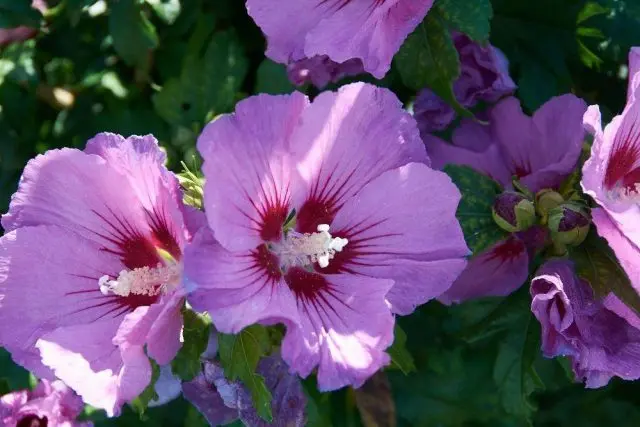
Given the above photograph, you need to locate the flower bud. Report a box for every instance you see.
[548,202,591,247]
[492,192,536,233]
[536,189,564,217]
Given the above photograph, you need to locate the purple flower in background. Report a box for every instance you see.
[531,259,640,387]
[414,32,516,134]
[582,47,640,295]
[0,134,201,416]
[287,55,364,88]
[186,83,468,390]
[183,356,306,427]
[426,95,587,192]
[0,1,46,47]
[246,0,435,79]
[1,379,91,427]
[433,95,586,304]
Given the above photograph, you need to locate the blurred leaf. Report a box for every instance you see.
[0,378,10,395]
[184,404,209,427]
[146,0,181,24]
[395,12,471,118]
[171,308,211,381]
[436,0,493,42]
[0,40,37,86]
[131,358,161,416]
[493,313,543,419]
[255,59,295,95]
[153,28,248,129]
[578,2,609,23]
[386,324,416,375]
[354,372,396,427]
[570,228,640,313]
[0,348,31,391]
[443,165,508,256]
[457,288,531,344]
[390,345,512,427]
[65,0,94,25]
[518,59,559,111]
[218,325,273,422]
[303,377,334,427]
[491,0,578,111]
[0,0,41,28]
[109,0,159,67]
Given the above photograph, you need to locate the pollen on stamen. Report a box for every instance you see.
[99,262,181,297]
[273,223,348,270]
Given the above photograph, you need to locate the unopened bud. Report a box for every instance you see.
[492,192,536,233]
[548,202,591,246]
[536,189,564,217]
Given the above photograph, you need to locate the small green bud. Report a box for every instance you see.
[548,202,591,246]
[492,192,536,233]
[536,189,564,217]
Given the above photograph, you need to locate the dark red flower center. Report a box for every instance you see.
[604,117,640,197]
[17,415,48,427]
[66,206,182,322]
[488,236,525,262]
[319,0,389,12]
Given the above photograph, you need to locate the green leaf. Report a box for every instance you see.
[109,0,159,67]
[443,165,508,256]
[493,313,543,419]
[171,308,212,381]
[435,0,493,43]
[0,348,31,391]
[518,59,559,111]
[146,0,181,24]
[131,358,161,416]
[0,39,37,86]
[570,228,640,314]
[65,0,94,25]
[0,378,10,395]
[303,380,333,427]
[153,28,248,129]
[0,0,41,28]
[395,11,471,118]
[255,59,295,95]
[184,404,210,427]
[218,325,273,422]
[386,324,416,375]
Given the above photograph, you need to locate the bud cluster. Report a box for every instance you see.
[491,186,592,252]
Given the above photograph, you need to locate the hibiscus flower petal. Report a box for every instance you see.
[2,146,183,265]
[280,272,394,390]
[0,226,127,354]
[491,95,586,192]
[291,83,428,233]
[197,92,309,252]
[591,208,640,295]
[185,228,300,333]
[439,236,529,305]
[327,162,468,311]
[35,320,146,417]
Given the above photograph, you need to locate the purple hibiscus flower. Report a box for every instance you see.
[531,259,640,387]
[287,55,364,88]
[428,95,587,304]
[246,0,434,79]
[582,47,640,295]
[1,379,91,427]
[414,32,516,134]
[0,134,201,416]
[185,82,469,390]
[183,355,306,427]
